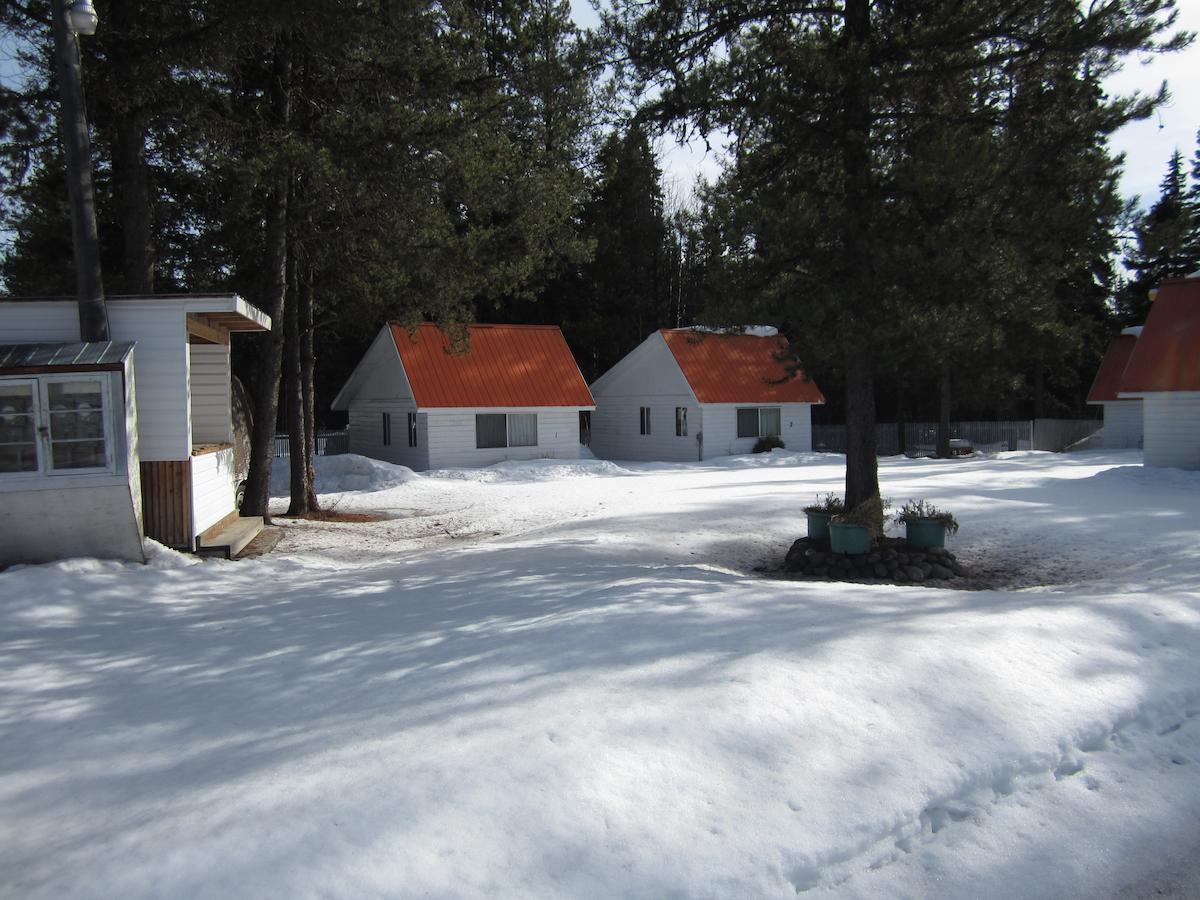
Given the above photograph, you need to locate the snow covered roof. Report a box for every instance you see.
[1119,276,1200,395]
[389,323,594,409]
[1086,334,1138,403]
[659,329,824,405]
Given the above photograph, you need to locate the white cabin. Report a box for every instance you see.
[0,294,270,565]
[1117,275,1200,470]
[589,328,824,462]
[1086,328,1143,449]
[331,323,595,470]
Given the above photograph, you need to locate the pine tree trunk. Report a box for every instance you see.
[936,361,952,458]
[843,351,878,510]
[300,266,320,511]
[241,37,291,524]
[285,248,308,516]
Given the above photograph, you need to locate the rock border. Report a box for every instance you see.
[783,536,967,583]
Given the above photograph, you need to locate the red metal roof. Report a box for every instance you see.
[1086,334,1137,403]
[660,329,824,404]
[1119,276,1200,394]
[390,323,594,409]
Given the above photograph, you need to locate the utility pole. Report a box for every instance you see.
[50,0,109,342]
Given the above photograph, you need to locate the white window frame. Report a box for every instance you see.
[0,373,117,479]
[736,406,782,439]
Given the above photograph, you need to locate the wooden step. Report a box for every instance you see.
[197,516,264,560]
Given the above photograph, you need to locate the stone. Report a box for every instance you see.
[904,565,926,581]
[866,552,881,564]
[930,564,953,579]
[873,563,888,578]
[812,566,828,577]
[919,562,933,577]
[785,539,809,571]
[950,562,967,577]
[808,551,828,566]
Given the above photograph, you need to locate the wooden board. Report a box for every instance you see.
[140,459,193,548]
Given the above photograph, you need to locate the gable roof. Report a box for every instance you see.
[389,323,594,409]
[1119,276,1200,395]
[659,329,824,404]
[1086,334,1138,403]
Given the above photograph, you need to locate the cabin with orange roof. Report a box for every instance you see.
[1085,327,1142,449]
[1117,274,1200,470]
[330,323,595,470]
[588,328,824,462]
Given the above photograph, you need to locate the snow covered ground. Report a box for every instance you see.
[2,449,1199,898]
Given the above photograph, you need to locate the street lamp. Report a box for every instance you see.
[66,0,99,36]
[51,0,109,341]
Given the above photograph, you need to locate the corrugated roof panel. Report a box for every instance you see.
[0,341,135,370]
[1119,277,1200,394]
[1086,334,1138,403]
[390,323,595,409]
[660,330,824,404]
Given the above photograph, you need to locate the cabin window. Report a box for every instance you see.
[675,407,687,437]
[407,412,417,447]
[639,406,651,435]
[0,375,114,477]
[475,413,538,449]
[382,413,392,446]
[737,406,782,439]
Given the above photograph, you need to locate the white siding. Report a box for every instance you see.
[0,301,80,342]
[191,447,237,535]
[1100,400,1142,449]
[0,484,144,566]
[1143,393,1200,470]
[188,343,232,444]
[699,403,814,458]
[590,333,700,462]
[591,395,701,462]
[348,402,429,470]
[425,408,583,469]
[106,304,191,460]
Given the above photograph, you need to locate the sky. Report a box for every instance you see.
[571,1,1200,209]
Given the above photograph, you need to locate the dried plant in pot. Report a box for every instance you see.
[802,493,844,541]
[895,499,960,549]
[829,496,887,554]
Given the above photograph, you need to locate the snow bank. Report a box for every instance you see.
[272,453,421,496]
[429,456,631,483]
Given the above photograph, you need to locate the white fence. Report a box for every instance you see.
[273,430,350,458]
[812,419,1101,457]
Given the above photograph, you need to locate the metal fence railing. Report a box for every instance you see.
[273,430,350,458]
[812,419,1099,457]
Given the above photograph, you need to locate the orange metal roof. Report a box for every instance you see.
[390,323,594,409]
[1086,334,1137,403]
[660,329,824,404]
[1119,276,1200,394]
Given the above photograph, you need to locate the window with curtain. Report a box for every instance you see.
[507,413,537,447]
[759,407,782,437]
[640,406,651,435]
[475,414,507,448]
[407,412,417,447]
[675,407,687,436]
[736,408,759,438]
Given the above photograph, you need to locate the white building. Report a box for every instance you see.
[1086,327,1143,449]
[589,328,824,463]
[0,294,270,565]
[1118,274,1200,470]
[331,323,594,470]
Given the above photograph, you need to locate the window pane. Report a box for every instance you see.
[408,412,417,447]
[0,383,38,473]
[736,408,759,438]
[476,414,507,448]
[52,440,106,470]
[760,407,781,437]
[676,407,687,436]
[508,413,537,447]
[47,379,108,471]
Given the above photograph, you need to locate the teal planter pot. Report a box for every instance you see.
[806,510,833,541]
[829,522,870,555]
[905,518,947,549]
